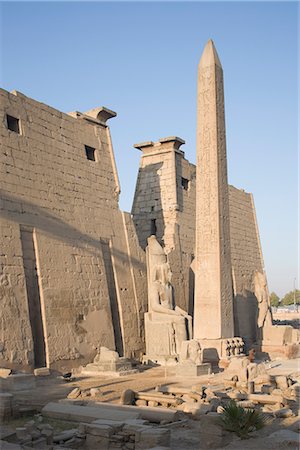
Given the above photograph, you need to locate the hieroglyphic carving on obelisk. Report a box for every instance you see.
[193,40,234,340]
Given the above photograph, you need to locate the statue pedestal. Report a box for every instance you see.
[144,312,186,365]
[80,347,138,377]
[83,359,133,373]
[176,363,211,377]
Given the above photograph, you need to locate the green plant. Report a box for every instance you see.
[269,292,280,307]
[218,400,268,439]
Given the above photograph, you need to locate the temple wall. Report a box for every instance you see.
[132,139,196,313]
[228,186,264,345]
[0,89,147,371]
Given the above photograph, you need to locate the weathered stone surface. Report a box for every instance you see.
[42,402,140,422]
[85,423,114,437]
[193,39,234,341]
[92,419,125,432]
[135,428,170,450]
[0,368,12,377]
[0,88,147,371]
[176,362,211,377]
[53,429,78,443]
[90,387,102,397]
[93,402,179,423]
[33,367,50,377]
[67,388,81,399]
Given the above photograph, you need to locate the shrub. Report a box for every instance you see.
[218,400,268,439]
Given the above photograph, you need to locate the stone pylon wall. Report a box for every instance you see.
[131,138,196,314]
[0,89,147,371]
[229,186,265,346]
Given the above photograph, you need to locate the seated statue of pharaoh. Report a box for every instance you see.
[144,235,192,364]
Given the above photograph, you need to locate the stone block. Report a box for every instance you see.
[92,419,124,432]
[135,428,170,450]
[85,434,109,450]
[33,367,50,377]
[275,376,289,390]
[85,423,113,437]
[0,368,12,378]
[176,363,211,377]
[53,429,78,443]
[42,402,140,423]
[67,388,81,399]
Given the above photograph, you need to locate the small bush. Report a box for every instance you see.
[219,400,268,439]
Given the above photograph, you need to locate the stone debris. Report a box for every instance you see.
[53,429,78,443]
[68,388,81,400]
[13,419,54,448]
[0,368,12,378]
[31,418,171,450]
[33,367,50,377]
[67,386,103,400]
[121,389,183,408]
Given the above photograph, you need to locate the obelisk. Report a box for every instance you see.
[194,39,234,340]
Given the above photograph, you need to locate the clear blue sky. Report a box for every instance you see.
[0,1,298,298]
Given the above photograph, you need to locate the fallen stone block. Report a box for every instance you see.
[155,386,192,395]
[176,363,211,377]
[273,407,294,418]
[53,429,78,443]
[33,367,50,377]
[0,368,12,378]
[261,384,274,394]
[92,419,125,432]
[85,423,113,437]
[136,400,147,407]
[135,428,170,450]
[85,434,109,449]
[63,436,85,448]
[67,388,81,399]
[236,400,256,408]
[90,387,102,397]
[94,402,180,423]
[30,437,48,448]
[42,402,140,423]
[16,427,30,441]
[30,430,42,440]
[135,391,183,407]
[40,428,53,444]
